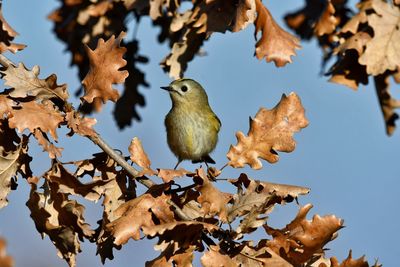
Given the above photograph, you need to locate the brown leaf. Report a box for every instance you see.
[228,173,309,236]
[157,168,189,183]
[194,168,232,222]
[314,1,339,36]
[65,111,97,137]
[329,250,376,267]
[8,100,64,140]
[26,182,94,267]
[373,73,400,135]
[109,193,175,244]
[254,0,300,67]
[0,8,26,54]
[231,0,257,32]
[0,238,13,267]
[82,32,129,107]
[0,132,31,209]
[128,137,156,176]
[2,63,69,101]
[265,204,343,266]
[33,129,63,159]
[227,93,309,169]
[44,160,113,202]
[358,0,400,75]
[146,246,194,267]
[201,246,237,267]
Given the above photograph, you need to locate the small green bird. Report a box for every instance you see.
[161,78,221,169]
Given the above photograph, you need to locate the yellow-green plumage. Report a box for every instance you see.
[162,79,221,168]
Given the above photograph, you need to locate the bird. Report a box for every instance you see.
[161,78,221,170]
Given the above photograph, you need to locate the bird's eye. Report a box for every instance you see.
[181,85,188,92]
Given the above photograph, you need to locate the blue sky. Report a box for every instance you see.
[1,1,399,266]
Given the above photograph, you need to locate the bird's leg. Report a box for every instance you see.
[174,159,182,170]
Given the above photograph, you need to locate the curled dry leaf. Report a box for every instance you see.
[0,131,31,209]
[0,237,13,267]
[157,168,189,183]
[329,250,378,267]
[65,111,97,137]
[194,168,232,222]
[2,63,69,101]
[26,182,94,267]
[358,0,400,75]
[254,0,300,67]
[128,137,156,176]
[8,100,64,140]
[82,32,129,108]
[201,245,237,267]
[265,204,343,266]
[44,160,114,202]
[0,8,26,54]
[228,173,309,236]
[227,93,309,169]
[314,1,339,36]
[33,129,63,159]
[146,245,194,267]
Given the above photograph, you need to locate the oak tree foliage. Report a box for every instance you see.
[0,0,391,266]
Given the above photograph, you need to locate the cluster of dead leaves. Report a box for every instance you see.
[48,0,148,126]
[285,0,400,135]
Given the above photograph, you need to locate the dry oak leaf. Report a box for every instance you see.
[265,204,343,266]
[26,183,94,267]
[0,134,31,209]
[2,63,68,101]
[358,0,400,75]
[228,173,309,233]
[233,242,293,267]
[231,0,257,32]
[8,100,64,140]
[146,245,194,267]
[105,193,175,246]
[82,32,129,105]
[0,8,26,54]
[0,238,13,267]
[227,92,308,169]
[65,111,97,137]
[157,168,189,183]
[194,168,232,222]
[44,160,114,202]
[129,137,156,176]
[254,0,301,67]
[329,250,378,267]
[201,246,237,267]
[33,129,63,159]
[314,1,339,36]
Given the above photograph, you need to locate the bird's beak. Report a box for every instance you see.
[160,86,172,92]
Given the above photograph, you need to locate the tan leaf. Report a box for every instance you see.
[65,111,97,137]
[265,204,343,266]
[103,193,175,245]
[0,132,31,209]
[0,8,26,54]
[146,245,194,267]
[373,73,400,135]
[44,160,114,202]
[340,0,371,34]
[358,0,400,75]
[227,93,309,169]
[0,96,14,121]
[82,32,129,107]
[228,174,309,235]
[329,250,377,267]
[26,182,94,267]
[234,243,293,267]
[33,129,63,159]
[231,0,257,32]
[0,238,13,267]
[2,63,68,101]
[157,168,189,183]
[8,100,64,140]
[128,137,156,176]
[314,1,339,36]
[201,246,237,267]
[77,1,114,24]
[254,0,300,67]
[194,168,232,222]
